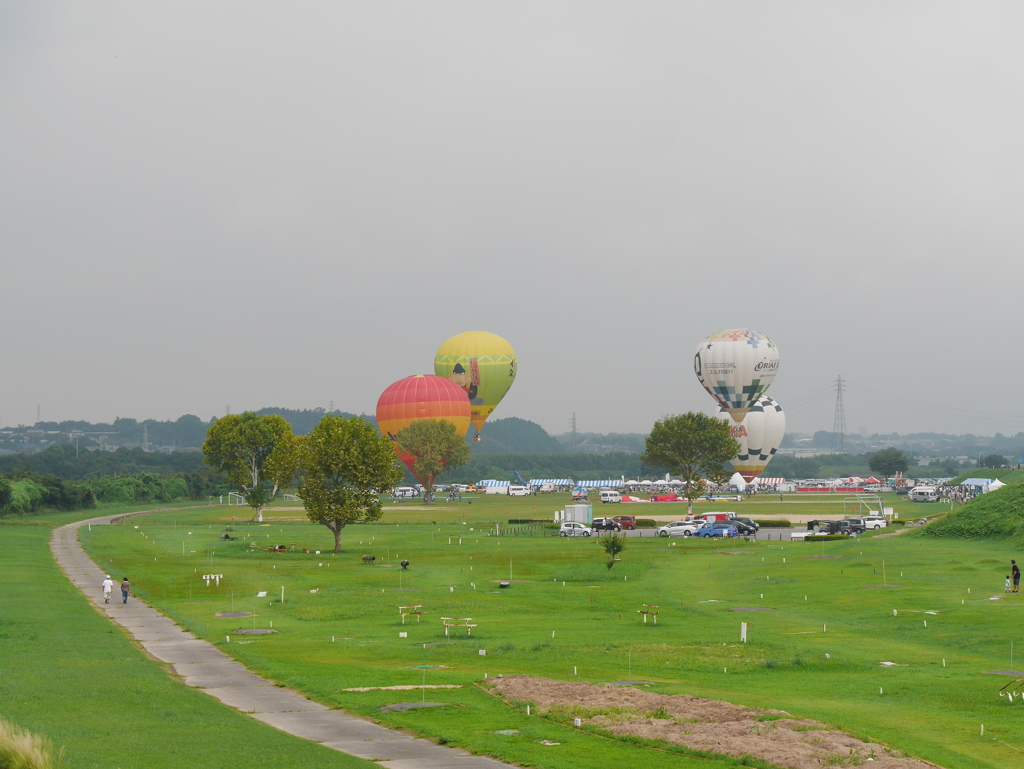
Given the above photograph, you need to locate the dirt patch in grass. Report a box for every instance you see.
[492,676,939,769]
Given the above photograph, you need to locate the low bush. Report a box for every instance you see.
[806,534,849,542]
[754,519,791,528]
[0,716,60,769]
[636,519,658,528]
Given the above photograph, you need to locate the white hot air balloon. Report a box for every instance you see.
[715,396,786,482]
[694,329,779,422]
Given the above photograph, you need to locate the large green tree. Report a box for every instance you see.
[868,447,909,478]
[393,419,472,498]
[202,413,296,522]
[640,412,739,514]
[298,415,403,553]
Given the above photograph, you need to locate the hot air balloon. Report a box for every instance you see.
[434,331,516,443]
[715,396,786,482]
[694,329,779,422]
[376,375,472,479]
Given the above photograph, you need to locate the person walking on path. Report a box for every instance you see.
[101,575,114,604]
[120,577,130,605]
[1012,560,1020,593]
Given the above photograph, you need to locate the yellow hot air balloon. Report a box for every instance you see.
[434,331,516,442]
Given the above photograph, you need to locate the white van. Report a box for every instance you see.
[507,485,531,497]
[393,487,417,498]
[909,487,939,502]
[599,489,622,504]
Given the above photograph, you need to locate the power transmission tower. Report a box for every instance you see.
[569,413,579,452]
[831,375,846,454]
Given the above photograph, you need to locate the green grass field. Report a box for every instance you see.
[0,504,378,769]
[63,493,1024,769]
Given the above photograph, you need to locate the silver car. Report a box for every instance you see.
[657,521,699,537]
[559,521,593,537]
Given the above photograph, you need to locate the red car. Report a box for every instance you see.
[612,515,637,530]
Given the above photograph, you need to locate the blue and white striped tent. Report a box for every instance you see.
[575,480,624,488]
[476,480,510,487]
[529,478,574,487]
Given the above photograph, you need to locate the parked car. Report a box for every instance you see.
[859,515,888,530]
[657,521,700,537]
[507,485,532,497]
[612,515,637,530]
[559,522,592,537]
[695,523,739,538]
[732,517,760,531]
[807,519,862,535]
[591,517,622,532]
[730,519,758,536]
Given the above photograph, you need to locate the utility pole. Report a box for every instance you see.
[831,375,846,455]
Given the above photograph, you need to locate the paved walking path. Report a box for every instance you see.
[51,513,516,769]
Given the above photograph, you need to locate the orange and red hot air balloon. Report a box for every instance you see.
[375,375,471,481]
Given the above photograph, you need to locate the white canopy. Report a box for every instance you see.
[985,478,1006,492]
[729,472,747,488]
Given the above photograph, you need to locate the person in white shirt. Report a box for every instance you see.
[102,575,114,604]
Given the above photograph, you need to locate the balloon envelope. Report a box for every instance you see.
[434,331,516,441]
[695,329,779,421]
[715,396,786,482]
[376,375,472,478]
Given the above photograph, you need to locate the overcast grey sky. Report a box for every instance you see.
[3,2,1023,437]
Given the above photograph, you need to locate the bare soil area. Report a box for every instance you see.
[492,676,940,769]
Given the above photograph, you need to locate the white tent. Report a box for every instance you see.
[985,478,1006,492]
[729,472,747,489]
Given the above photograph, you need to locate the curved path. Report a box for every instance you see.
[51,512,514,769]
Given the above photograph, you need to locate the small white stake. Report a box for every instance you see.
[552,631,555,638]
[880,687,883,695]
[980,725,984,736]
[574,666,577,675]
[942,659,945,667]
[226,636,229,643]
[823,623,827,633]
[893,609,897,616]
[924,620,927,627]
[527,705,530,715]
[825,653,830,660]
[724,667,727,673]
[332,636,335,642]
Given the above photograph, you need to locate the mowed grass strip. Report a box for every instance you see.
[0,520,379,769]
[81,494,1024,769]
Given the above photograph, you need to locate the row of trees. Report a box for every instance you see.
[203,412,469,552]
[0,470,215,516]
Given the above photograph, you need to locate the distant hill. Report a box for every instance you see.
[468,417,565,454]
[254,408,373,436]
[920,484,1024,544]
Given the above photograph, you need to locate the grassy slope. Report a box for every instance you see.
[0,517,376,769]
[920,484,1024,544]
[75,495,1024,769]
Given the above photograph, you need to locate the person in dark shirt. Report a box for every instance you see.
[1012,560,1020,593]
